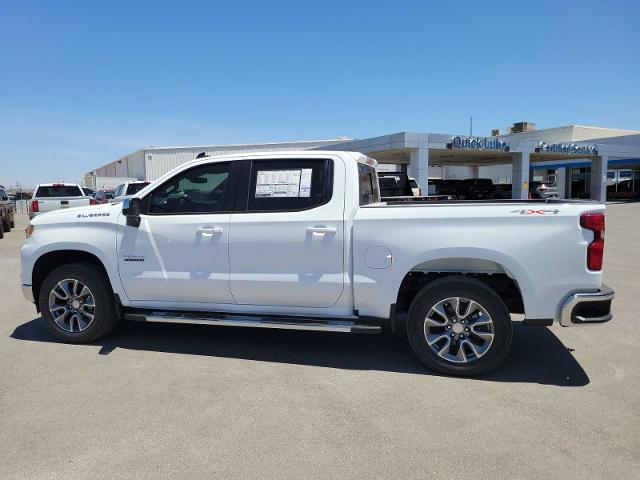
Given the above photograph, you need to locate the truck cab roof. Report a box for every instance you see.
[189,150,377,167]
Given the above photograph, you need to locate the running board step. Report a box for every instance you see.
[124,309,381,334]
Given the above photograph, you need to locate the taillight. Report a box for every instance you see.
[580,212,605,271]
[31,200,39,212]
[90,198,98,205]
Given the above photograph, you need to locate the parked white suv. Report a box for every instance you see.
[20,151,614,376]
[112,181,151,201]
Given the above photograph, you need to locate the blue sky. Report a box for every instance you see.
[1,0,639,187]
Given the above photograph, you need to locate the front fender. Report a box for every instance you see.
[21,235,128,305]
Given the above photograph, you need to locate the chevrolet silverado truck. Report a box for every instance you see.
[20,151,614,376]
[28,183,94,219]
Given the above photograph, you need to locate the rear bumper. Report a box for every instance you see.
[559,284,614,327]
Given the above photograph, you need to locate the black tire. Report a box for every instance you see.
[38,263,120,343]
[407,276,512,376]
[3,217,10,233]
[0,220,4,239]
[10,220,15,229]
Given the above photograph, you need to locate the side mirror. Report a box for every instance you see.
[122,198,141,227]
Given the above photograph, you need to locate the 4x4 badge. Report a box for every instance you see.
[510,209,561,215]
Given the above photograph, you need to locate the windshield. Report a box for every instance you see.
[35,185,84,197]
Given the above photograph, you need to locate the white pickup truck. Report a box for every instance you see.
[20,151,614,376]
[28,183,93,219]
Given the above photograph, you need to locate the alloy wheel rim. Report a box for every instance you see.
[48,279,96,333]
[423,296,495,364]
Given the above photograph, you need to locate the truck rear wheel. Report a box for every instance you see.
[407,276,512,376]
[1,216,9,233]
[38,263,120,343]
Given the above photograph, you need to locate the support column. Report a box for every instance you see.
[511,152,530,199]
[590,155,608,202]
[472,165,480,179]
[555,168,566,198]
[409,148,429,194]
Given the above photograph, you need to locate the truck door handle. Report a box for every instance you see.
[197,226,223,235]
[306,226,336,235]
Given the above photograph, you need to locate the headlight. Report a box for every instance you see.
[25,224,34,238]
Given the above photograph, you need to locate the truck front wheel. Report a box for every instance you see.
[407,276,513,376]
[38,263,120,343]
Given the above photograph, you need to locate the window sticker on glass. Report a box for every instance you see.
[255,169,313,198]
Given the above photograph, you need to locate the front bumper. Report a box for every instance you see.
[559,284,614,327]
[22,284,34,303]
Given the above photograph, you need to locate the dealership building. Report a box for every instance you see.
[87,123,640,201]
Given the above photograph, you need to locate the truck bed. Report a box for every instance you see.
[353,199,605,321]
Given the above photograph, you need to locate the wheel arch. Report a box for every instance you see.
[394,252,531,316]
[32,250,111,308]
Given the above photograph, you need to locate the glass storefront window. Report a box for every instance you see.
[607,166,640,199]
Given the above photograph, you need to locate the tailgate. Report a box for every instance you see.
[36,197,90,212]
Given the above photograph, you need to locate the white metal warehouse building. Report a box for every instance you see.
[86,138,351,185]
[87,124,640,202]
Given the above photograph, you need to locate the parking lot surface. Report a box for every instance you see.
[1,204,639,479]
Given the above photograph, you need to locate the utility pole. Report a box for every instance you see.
[470,116,473,137]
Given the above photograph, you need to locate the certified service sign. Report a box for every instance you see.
[538,142,598,155]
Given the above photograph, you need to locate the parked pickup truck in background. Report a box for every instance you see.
[0,185,16,238]
[28,183,94,219]
[378,172,453,202]
[490,182,560,200]
[20,151,614,376]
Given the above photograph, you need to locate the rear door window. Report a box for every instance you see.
[35,186,83,197]
[246,159,332,212]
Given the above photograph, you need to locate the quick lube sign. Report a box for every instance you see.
[538,142,598,155]
[452,136,509,151]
